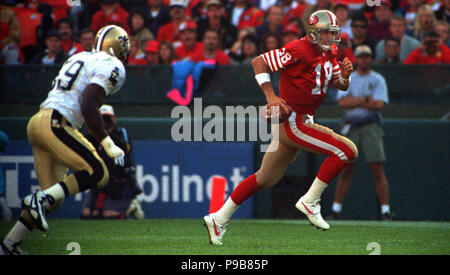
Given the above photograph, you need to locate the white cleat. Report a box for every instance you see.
[129,199,145,220]
[22,191,49,231]
[203,214,228,246]
[296,196,330,230]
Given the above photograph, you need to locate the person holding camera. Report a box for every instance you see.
[81,105,144,220]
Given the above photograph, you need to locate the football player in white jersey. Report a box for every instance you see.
[1,25,131,255]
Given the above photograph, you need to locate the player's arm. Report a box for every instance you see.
[81,84,125,166]
[252,54,290,113]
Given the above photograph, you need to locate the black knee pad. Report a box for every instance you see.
[74,165,106,192]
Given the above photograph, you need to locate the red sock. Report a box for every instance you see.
[317,157,349,183]
[230,174,259,205]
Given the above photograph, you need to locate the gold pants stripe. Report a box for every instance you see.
[27,108,108,192]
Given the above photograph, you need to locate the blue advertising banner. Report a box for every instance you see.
[1,140,255,219]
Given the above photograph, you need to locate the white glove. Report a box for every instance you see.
[100,136,125,166]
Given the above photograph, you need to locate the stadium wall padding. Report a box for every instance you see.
[1,117,448,220]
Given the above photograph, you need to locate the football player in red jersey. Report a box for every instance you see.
[204,10,358,245]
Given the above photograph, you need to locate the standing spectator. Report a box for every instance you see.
[410,4,438,41]
[197,0,238,51]
[375,15,421,61]
[56,18,83,57]
[434,0,450,24]
[255,4,284,42]
[79,28,95,52]
[128,36,148,65]
[334,3,353,39]
[157,0,190,45]
[30,30,68,65]
[192,28,231,64]
[0,130,12,221]
[403,30,450,63]
[91,0,129,33]
[225,0,265,30]
[230,33,258,64]
[281,23,301,45]
[144,40,160,64]
[176,21,204,61]
[0,3,21,64]
[259,31,282,53]
[129,10,155,51]
[375,36,402,64]
[351,14,378,55]
[81,105,144,220]
[329,45,392,221]
[146,0,171,36]
[435,20,450,47]
[396,0,423,33]
[367,0,393,42]
[158,40,177,64]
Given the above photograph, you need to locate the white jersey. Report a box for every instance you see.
[40,51,126,129]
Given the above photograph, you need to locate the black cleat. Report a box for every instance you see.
[0,240,26,255]
[382,213,392,221]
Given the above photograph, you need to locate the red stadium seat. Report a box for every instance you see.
[13,7,42,47]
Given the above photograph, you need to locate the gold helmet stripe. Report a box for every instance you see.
[95,25,116,52]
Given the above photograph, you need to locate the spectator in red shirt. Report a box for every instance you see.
[281,0,306,27]
[226,0,265,30]
[128,36,148,65]
[91,0,129,33]
[281,23,300,46]
[192,28,230,64]
[56,18,83,57]
[368,0,393,42]
[335,32,355,63]
[404,30,450,63]
[157,0,190,46]
[145,40,160,64]
[176,21,204,61]
[79,28,95,52]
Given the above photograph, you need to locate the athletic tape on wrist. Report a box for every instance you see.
[255,73,271,86]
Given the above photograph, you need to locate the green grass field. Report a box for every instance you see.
[1,219,449,255]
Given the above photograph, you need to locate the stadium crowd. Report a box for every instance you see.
[1,0,449,65]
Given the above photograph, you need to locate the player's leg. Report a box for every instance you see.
[283,113,358,229]
[204,125,300,245]
[1,144,67,255]
[22,109,109,231]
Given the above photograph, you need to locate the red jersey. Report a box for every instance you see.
[191,49,231,65]
[176,42,204,61]
[403,44,450,64]
[261,37,341,115]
